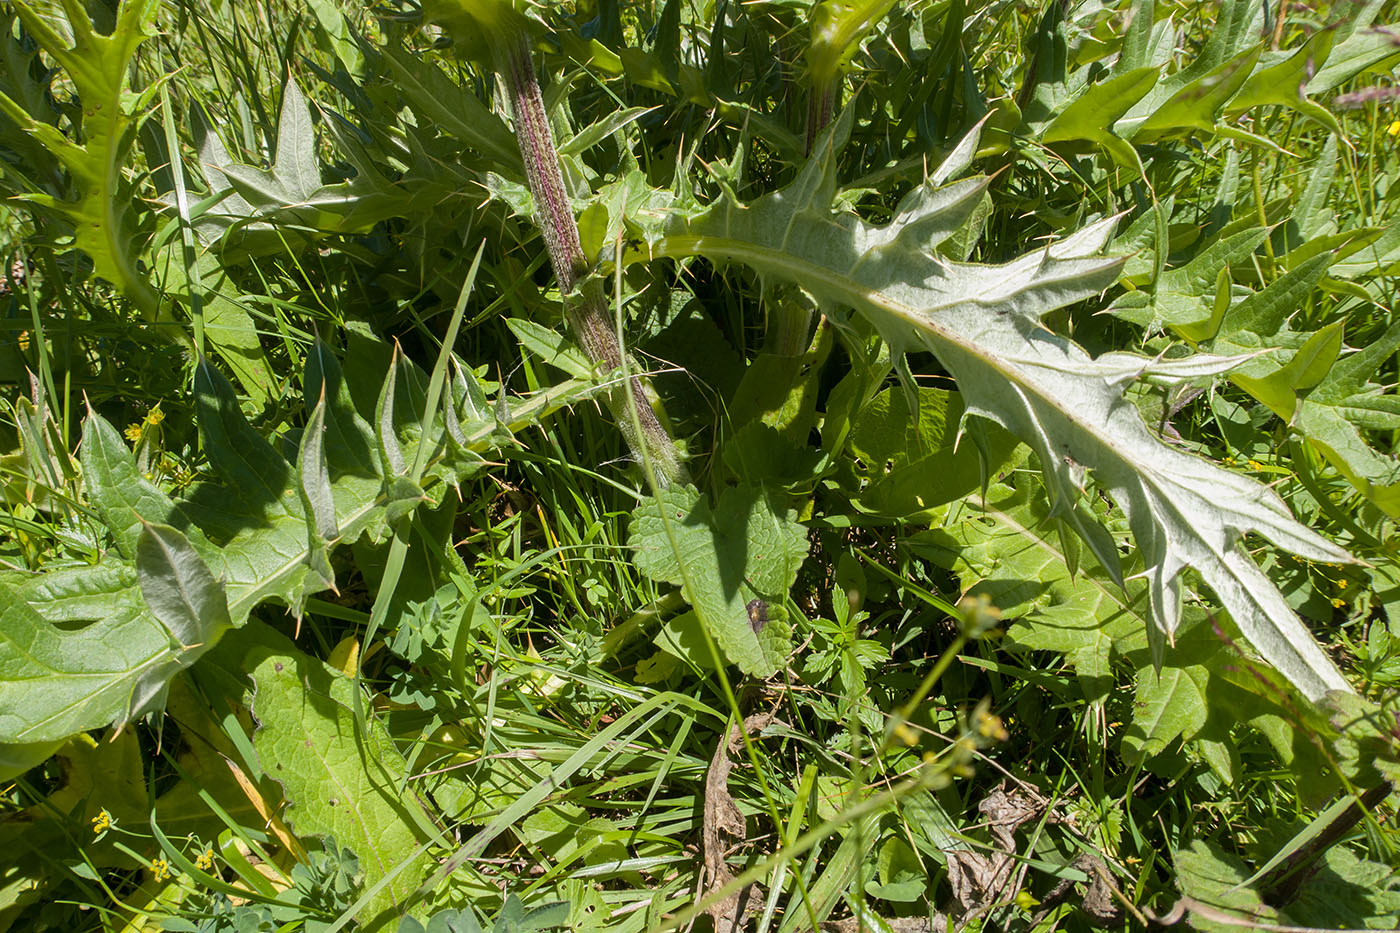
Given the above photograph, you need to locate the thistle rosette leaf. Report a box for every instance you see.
[0,343,606,749]
[646,110,1354,700]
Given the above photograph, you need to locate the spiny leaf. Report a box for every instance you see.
[0,0,160,316]
[1,342,606,744]
[648,110,1354,699]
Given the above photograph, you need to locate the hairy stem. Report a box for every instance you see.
[494,34,685,485]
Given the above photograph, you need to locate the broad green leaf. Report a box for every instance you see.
[1209,270,1400,515]
[250,639,430,929]
[1307,24,1400,94]
[507,318,594,379]
[299,394,340,542]
[1110,226,1273,330]
[0,571,185,742]
[1040,67,1157,173]
[2,340,607,746]
[1122,654,1211,765]
[648,111,1354,699]
[847,387,1020,517]
[909,482,1142,697]
[1175,834,1400,931]
[1293,408,1400,518]
[135,521,233,650]
[1137,65,1257,133]
[424,0,539,68]
[1231,321,1345,421]
[274,78,322,201]
[629,485,807,676]
[81,410,199,560]
[1174,840,1279,931]
[1229,27,1341,134]
[806,0,900,88]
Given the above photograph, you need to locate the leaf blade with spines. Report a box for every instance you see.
[0,340,609,745]
[648,110,1354,699]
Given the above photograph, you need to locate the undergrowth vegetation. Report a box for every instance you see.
[2,0,1400,929]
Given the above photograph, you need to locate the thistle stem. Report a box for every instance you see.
[494,34,686,485]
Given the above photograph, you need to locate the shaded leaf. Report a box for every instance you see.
[629,485,807,676]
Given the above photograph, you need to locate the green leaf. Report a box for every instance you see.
[1040,67,1158,173]
[1229,27,1341,134]
[847,386,1020,517]
[629,485,807,676]
[274,78,322,201]
[379,44,521,170]
[2,338,607,748]
[249,636,431,929]
[806,0,900,88]
[81,410,197,560]
[909,482,1141,697]
[557,105,655,156]
[1307,25,1400,94]
[135,521,233,650]
[1174,840,1279,931]
[1129,45,1262,141]
[0,571,185,742]
[0,0,162,317]
[651,111,1354,699]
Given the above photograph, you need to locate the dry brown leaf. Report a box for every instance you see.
[702,713,773,933]
[1036,854,1125,928]
[943,784,1042,917]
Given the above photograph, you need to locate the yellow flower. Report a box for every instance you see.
[150,856,172,882]
[195,847,215,871]
[1331,597,1345,608]
[1388,119,1400,137]
[1247,459,1263,471]
[976,712,1009,742]
[892,722,920,746]
[125,403,165,444]
[1338,579,1348,590]
[91,809,112,834]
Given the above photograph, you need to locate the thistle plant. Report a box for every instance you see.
[425,0,687,485]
